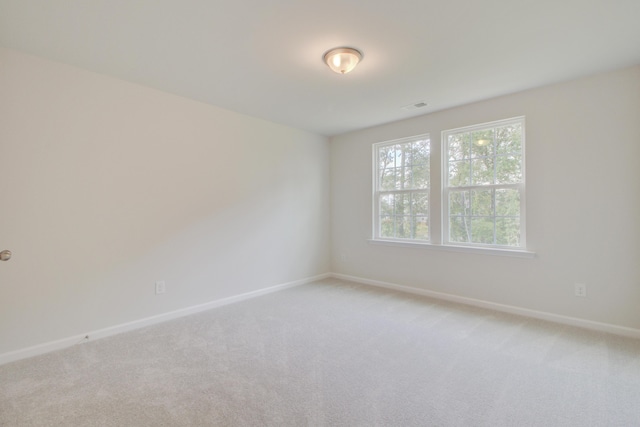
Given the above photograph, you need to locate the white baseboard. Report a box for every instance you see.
[0,273,331,366]
[331,272,640,339]
[4,271,636,366]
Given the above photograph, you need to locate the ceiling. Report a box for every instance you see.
[1,0,639,136]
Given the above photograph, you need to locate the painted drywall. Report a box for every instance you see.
[331,65,640,329]
[0,47,330,355]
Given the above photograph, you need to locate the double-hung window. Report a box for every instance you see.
[443,117,525,248]
[373,135,431,241]
[372,117,526,252]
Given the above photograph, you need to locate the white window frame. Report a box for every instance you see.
[372,134,431,242]
[442,117,526,249]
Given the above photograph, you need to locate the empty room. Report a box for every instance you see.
[1,0,640,425]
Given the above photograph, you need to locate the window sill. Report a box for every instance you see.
[367,239,536,258]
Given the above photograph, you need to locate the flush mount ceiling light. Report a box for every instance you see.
[323,47,363,74]
[474,139,491,147]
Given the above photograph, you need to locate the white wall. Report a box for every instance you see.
[0,47,330,356]
[331,66,640,330]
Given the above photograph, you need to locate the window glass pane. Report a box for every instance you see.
[413,216,429,240]
[496,123,522,155]
[393,193,410,217]
[380,216,394,238]
[412,139,431,165]
[396,144,408,169]
[379,194,394,216]
[470,130,494,158]
[448,160,470,187]
[386,145,396,168]
[449,216,470,243]
[398,166,412,190]
[471,158,494,185]
[449,190,469,216]
[448,133,470,161]
[496,155,522,184]
[471,189,494,216]
[379,145,395,170]
[411,163,429,189]
[496,217,520,246]
[380,167,396,191]
[471,217,495,244]
[403,142,416,167]
[411,192,429,216]
[495,189,520,216]
[390,168,400,190]
[395,216,412,239]
[390,167,403,190]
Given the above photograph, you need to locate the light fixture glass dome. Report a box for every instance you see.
[323,47,363,74]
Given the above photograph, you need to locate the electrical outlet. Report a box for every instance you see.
[155,280,166,295]
[574,283,587,297]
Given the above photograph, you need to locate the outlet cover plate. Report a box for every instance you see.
[155,281,166,295]
[574,283,587,297]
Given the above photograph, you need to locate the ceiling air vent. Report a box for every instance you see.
[401,101,428,111]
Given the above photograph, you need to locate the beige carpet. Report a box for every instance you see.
[1,278,640,426]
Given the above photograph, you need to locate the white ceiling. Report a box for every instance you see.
[1,0,639,136]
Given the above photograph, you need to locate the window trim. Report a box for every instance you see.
[370,118,532,258]
[367,238,536,258]
[372,134,431,242]
[441,116,526,250]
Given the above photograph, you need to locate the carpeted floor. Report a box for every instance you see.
[1,278,640,426]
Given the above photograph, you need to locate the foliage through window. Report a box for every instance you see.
[443,117,525,248]
[373,135,430,241]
